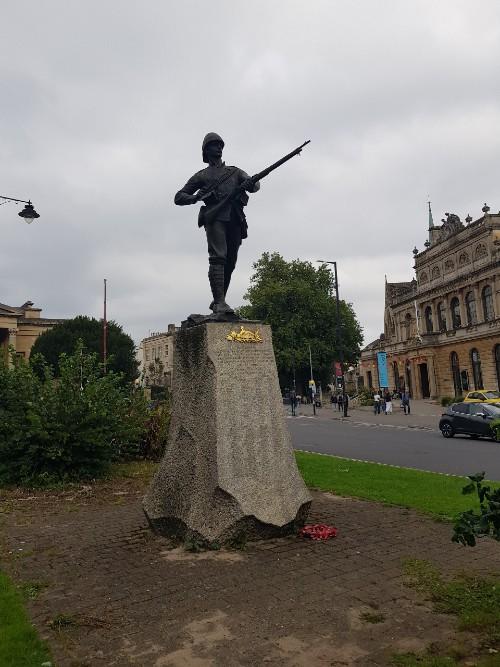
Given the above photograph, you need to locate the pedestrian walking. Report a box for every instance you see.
[384,390,393,414]
[337,394,343,411]
[402,390,411,415]
[331,394,337,409]
[373,391,381,415]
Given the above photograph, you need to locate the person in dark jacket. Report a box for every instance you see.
[402,391,411,415]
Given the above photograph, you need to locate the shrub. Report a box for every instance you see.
[140,402,170,461]
[0,344,148,486]
[452,472,500,546]
[358,388,375,406]
[489,419,500,442]
[441,396,463,406]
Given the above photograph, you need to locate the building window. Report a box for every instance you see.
[482,285,495,321]
[419,271,428,285]
[392,361,400,391]
[146,350,149,361]
[437,302,447,331]
[458,252,470,266]
[495,345,500,391]
[367,371,373,388]
[450,297,461,329]
[424,306,433,333]
[165,344,169,355]
[451,351,461,396]
[465,291,477,325]
[471,348,483,390]
[431,266,440,280]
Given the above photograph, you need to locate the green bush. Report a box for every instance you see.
[489,419,500,442]
[452,472,500,546]
[140,402,170,461]
[0,344,149,486]
[357,388,375,406]
[441,395,463,406]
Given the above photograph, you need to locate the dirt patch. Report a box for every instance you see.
[275,635,369,666]
[160,548,244,563]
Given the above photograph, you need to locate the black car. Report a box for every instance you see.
[439,402,500,439]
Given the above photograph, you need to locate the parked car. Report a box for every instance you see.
[463,390,500,404]
[439,402,500,439]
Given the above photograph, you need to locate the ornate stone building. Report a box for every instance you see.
[360,205,500,399]
[140,324,178,389]
[0,301,64,365]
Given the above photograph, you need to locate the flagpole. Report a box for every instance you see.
[103,279,107,374]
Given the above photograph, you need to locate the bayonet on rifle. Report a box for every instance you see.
[197,140,310,228]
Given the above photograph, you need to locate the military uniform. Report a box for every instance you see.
[174,133,260,313]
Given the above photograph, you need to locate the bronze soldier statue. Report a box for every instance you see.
[174,133,260,316]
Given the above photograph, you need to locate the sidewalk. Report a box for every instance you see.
[2,471,500,666]
[288,399,443,429]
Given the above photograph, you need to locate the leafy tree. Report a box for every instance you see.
[0,345,148,485]
[30,315,138,383]
[239,252,363,391]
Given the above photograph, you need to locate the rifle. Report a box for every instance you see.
[197,140,311,228]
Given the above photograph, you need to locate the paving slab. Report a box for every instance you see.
[1,473,500,666]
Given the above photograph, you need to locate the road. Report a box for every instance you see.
[287,413,500,479]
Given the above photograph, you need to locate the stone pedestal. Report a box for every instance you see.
[143,321,311,544]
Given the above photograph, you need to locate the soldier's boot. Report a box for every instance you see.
[208,264,234,314]
[208,274,231,312]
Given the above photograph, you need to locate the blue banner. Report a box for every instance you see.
[377,352,388,388]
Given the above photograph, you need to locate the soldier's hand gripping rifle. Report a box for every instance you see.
[197,140,311,228]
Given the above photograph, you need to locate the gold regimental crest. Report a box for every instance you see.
[226,325,263,343]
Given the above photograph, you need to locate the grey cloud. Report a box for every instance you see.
[1,0,500,348]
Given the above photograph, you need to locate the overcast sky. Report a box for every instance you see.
[2,1,500,348]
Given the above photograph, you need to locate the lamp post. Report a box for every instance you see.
[1,195,40,223]
[317,259,348,417]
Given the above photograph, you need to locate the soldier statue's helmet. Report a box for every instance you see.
[202,132,224,163]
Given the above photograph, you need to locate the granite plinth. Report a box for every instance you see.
[143,321,311,544]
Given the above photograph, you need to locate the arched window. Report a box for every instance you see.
[393,361,399,391]
[458,252,470,266]
[465,291,477,325]
[431,266,440,280]
[495,345,500,391]
[437,302,447,331]
[424,306,433,333]
[444,259,455,274]
[450,297,461,329]
[482,285,495,321]
[419,272,428,285]
[405,360,412,397]
[471,348,483,390]
[451,352,461,396]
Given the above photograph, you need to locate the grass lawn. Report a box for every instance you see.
[295,450,500,520]
[0,572,51,667]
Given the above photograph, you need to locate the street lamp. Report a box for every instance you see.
[317,259,348,417]
[1,195,40,223]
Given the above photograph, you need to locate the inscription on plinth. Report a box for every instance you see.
[143,321,311,544]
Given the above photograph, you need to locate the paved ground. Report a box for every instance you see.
[2,471,500,666]
[289,399,442,428]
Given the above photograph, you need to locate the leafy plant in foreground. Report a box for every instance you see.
[0,344,149,485]
[452,472,500,546]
